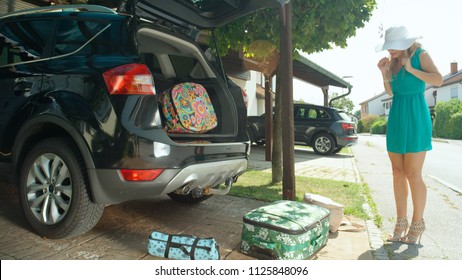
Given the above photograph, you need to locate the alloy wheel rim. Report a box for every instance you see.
[315,137,331,153]
[26,153,72,225]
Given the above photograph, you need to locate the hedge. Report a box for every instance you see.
[358,114,380,133]
[370,118,387,134]
[433,99,462,139]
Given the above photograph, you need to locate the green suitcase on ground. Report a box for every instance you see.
[240,200,330,260]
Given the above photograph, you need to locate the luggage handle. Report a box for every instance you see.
[249,245,278,260]
[163,234,213,260]
[310,234,322,246]
[310,223,324,246]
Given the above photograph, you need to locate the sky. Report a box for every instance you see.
[294,0,462,110]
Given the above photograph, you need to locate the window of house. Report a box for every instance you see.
[450,87,458,99]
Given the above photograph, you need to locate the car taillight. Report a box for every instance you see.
[119,169,164,181]
[103,63,156,95]
[341,123,355,130]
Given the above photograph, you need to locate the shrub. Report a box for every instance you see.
[357,120,364,133]
[434,99,462,138]
[358,114,380,133]
[370,117,387,134]
[448,112,462,140]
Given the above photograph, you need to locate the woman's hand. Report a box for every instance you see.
[377,57,390,74]
[402,57,414,72]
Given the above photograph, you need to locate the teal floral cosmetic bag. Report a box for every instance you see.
[148,231,220,260]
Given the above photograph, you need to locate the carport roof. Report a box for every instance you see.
[294,55,352,89]
[222,50,352,89]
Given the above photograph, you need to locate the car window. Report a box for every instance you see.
[0,19,54,66]
[295,107,305,119]
[141,52,162,74]
[307,108,317,119]
[317,109,330,119]
[338,111,352,121]
[170,55,196,78]
[54,19,110,56]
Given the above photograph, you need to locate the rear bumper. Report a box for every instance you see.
[337,135,358,148]
[89,158,247,204]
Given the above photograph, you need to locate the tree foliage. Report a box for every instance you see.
[329,92,355,113]
[215,0,377,57]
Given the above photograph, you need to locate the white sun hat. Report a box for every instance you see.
[375,26,422,52]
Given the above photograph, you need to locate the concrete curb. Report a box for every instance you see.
[351,151,389,260]
[366,220,389,260]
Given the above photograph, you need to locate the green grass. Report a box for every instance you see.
[230,170,371,220]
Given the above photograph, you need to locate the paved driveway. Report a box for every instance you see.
[0,144,370,260]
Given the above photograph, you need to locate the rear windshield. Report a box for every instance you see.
[338,111,352,121]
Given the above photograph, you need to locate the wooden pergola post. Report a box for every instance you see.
[279,1,295,200]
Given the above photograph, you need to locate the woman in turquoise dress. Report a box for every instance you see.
[377,26,443,244]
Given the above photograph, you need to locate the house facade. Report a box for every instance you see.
[360,62,462,118]
[229,71,274,117]
[425,62,462,109]
[359,92,390,117]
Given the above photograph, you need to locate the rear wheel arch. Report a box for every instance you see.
[309,130,337,145]
[13,116,96,186]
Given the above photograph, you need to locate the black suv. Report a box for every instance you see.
[247,103,358,155]
[0,0,276,238]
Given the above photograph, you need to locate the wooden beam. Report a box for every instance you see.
[280,2,295,201]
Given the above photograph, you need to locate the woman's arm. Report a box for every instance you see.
[404,51,443,86]
[377,57,393,96]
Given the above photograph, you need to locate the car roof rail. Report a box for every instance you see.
[1,4,117,19]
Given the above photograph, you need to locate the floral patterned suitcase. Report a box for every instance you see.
[240,200,330,260]
[159,82,217,133]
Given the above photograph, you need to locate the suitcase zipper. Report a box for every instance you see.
[243,212,329,235]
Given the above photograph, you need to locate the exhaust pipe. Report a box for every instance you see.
[178,177,236,197]
[181,185,191,195]
[191,187,204,198]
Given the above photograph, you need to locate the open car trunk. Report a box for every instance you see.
[137,26,240,140]
[117,0,278,141]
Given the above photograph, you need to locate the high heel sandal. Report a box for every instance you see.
[387,217,408,242]
[401,219,425,244]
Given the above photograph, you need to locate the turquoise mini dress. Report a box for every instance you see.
[387,48,432,154]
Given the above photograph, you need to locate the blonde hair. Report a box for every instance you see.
[386,42,421,82]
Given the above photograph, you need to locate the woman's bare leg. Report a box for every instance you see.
[403,152,427,222]
[388,152,408,219]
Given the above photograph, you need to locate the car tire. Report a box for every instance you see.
[332,147,343,154]
[167,192,213,204]
[18,137,104,239]
[255,140,265,146]
[246,127,256,144]
[312,133,335,156]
